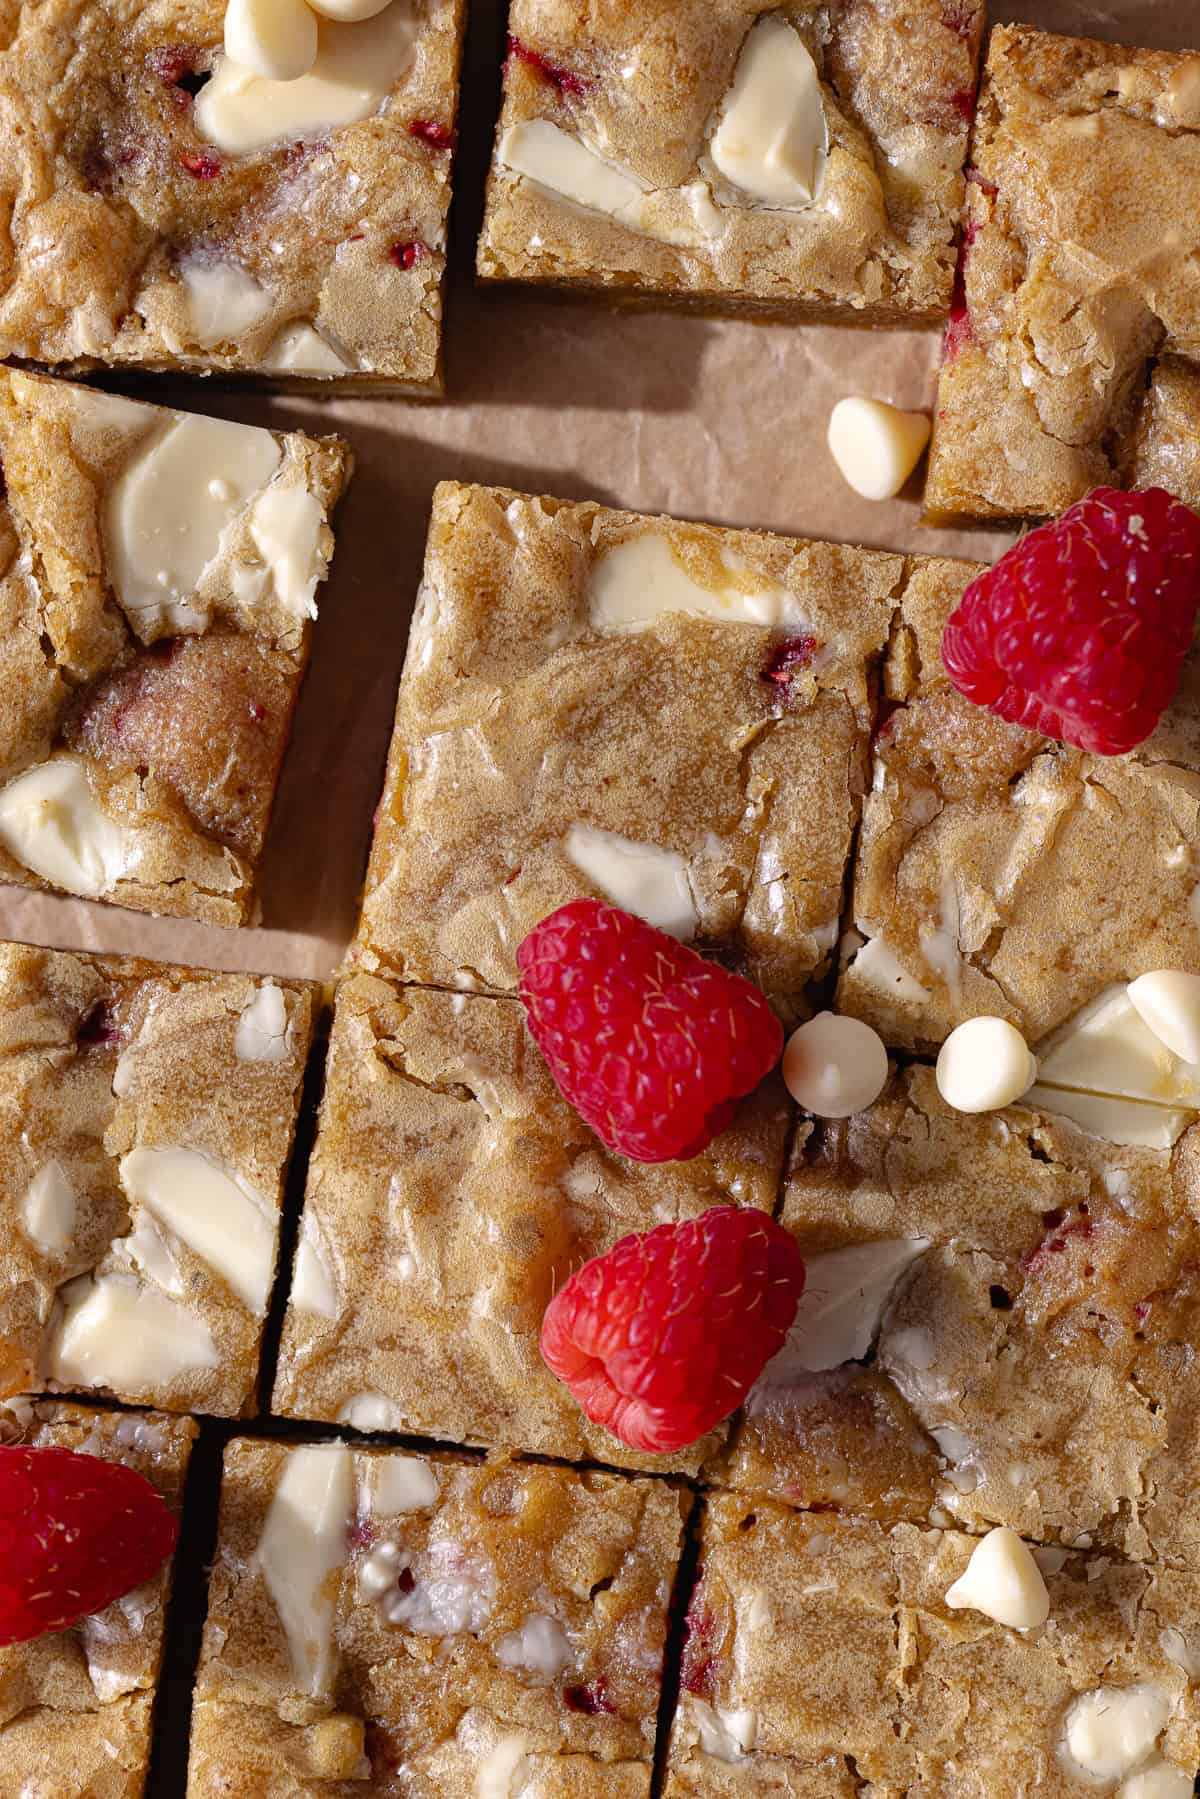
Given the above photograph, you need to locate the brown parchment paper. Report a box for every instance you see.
[4,0,1196,985]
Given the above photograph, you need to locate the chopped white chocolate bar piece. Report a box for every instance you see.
[846,936,931,1004]
[1119,1762,1196,1799]
[224,0,318,82]
[477,1734,531,1799]
[827,397,932,501]
[686,1698,758,1763]
[943,1527,1050,1630]
[590,532,803,634]
[120,1147,277,1315]
[1023,1085,1194,1150]
[368,1453,439,1516]
[936,1016,1038,1113]
[756,1239,929,1378]
[564,825,697,938]
[1127,971,1200,1067]
[180,258,274,346]
[20,1161,77,1255]
[47,1274,220,1389]
[1036,988,1200,1108]
[497,121,713,248]
[495,1613,573,1678]
[255,1442,353,1700]
[236,980,292,1062]
[1062,1683,1172,1781]
[292,1211,339,1319]
[262,322,354,375]
[247,482,327,621]
[782,1012,889,1117]
[339,1391,405,1432]
[0,758,133,897]
[709,16,827,208]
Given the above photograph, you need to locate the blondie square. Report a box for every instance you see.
[723,1065,1200,1572]
[925,25,1200,523]
[664,1495,1200,1795]
[0,0,465,389]
[357,480,904,1004]
[836,558,1200,1050]
[478,0,983,324]
[0,940,315,1417]
[186,1436,689,1796]
[0,1397,195,1799]
[273,972,791,1471]
[0,368,350,926]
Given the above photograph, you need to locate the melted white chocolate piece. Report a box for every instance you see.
[710,16,827,207]
[46,1275,219,1389]
[1062,1684,1172,1781]
[262,321,354,376]
[564,825,698,938]
[256,1443,353,1699]
[0,759,134,898]
[180,258,273,346]
[590,532,803,634]
[20,1162,77,1255]
[757,1238,928,1378]
[224,0,318,81]
[235,980,291,1062]
[120,1147,276,1314]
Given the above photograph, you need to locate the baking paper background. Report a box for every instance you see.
[5,0,1195,984]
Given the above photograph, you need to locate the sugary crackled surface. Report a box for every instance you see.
[0,368,349,926]
[357,479,907,1003]
[925,24,1200,522]
[725,1065,1200,1571]
[837,558,1200,1048]
[0,1397,194,1799]
[479,0,982,322]
[273,973,791,1472]
[0,940,314,1416]
[186,1437,687,1797]
[665,1495,1200,1796]
[0,0,465,387]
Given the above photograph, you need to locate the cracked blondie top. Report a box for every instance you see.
[0,0,465,388]
[837,557,1200,1049]
[925,25,1200,523]
[0,940,314,1417]
[0,1397,194,1799]
[725,1066,1200,1572]
[186,1436,688,1797]
[272,973,790,1472]
[356,480,908,1005]
[478,0,983,323]
[0,369,349,926]
[665,1494,1200,1795]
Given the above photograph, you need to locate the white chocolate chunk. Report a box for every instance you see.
[591,532,804,634]
[1119,1761,1195,1799]
[339,1391,405,1432]
[46,1275,219,1389]
[119,1147,276,1315]
[368,1454,439,1517]
[247,482,326,621]
[846,935,931,1004]
[225,0,318,81]
[1036,988,1200,1107]
[195,5,419,156]
[495,1614,572,1678]
[498,120,713,248]
[115,1215,185,1297]
[262,321,353,375]
[757,1239,928,1380]
[936,1016,1038,1114]
[292,1210,339,1319]
[179,258,273,347]
[687,1697,758,1763]
[308,0,391,19]
[564,825,698,939]
[710,16,827,207]
[236,979,292,1062]
[1128,971,1200,1067]
[943,1527,1050,1630]
[477,1734,531,1799]
[256,1443,353,1700]
[21,1162,77,1255]
[104,414,280,634]
[1024,1085,1193,1150]
[827,397,931,502]
[0,759,134,898]
[1062,1684,1172,1781]
[782,1012,889,1118]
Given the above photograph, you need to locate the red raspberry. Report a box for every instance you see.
[0,1446,178,1645]
[517,900,783,1163]
[942,487,1200,755]
[541,1207,806,1453]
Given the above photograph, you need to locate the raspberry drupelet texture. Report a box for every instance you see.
[541,1207,807,1453]
[0,1446,179,1645]
[941,487,1200,756]
[516,900,784,1163]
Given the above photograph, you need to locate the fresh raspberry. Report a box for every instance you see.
[942,487,1200,755]
[0,1447,178,1645]
[517,900,783,1163]
[408,118,455,149]
[540,1207,806,1453]
[388,240,427,270]
[180,150,221,179]
[507,33,589,97]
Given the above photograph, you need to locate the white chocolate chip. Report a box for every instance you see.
[495,1614,573,1678]
[292,1210,339,1319]
[590,532,805,634]
[255,1443,353,1700]
[104,414,280,635]
[1119,1760,1196,1799]
[46,1274,219,1389]
[476,1734,531,1799]
[339,1391,405,1432]
[782,1013,889,1118]
[224,0,318,81]
[1036,987,1200,1107]
[20,1161,77,1255]
[1127,972,1200,1067]
[235,980,292,1062]
[368,1453,439,1517]
[1062,1684,1173,1782]
[756,1239,928,1379]
[179,258,273,347]
[564,825,698,939]
[196,6,419,156]
[246,482,327,621]
[0,759,133,898]
[935,1017,1038,1114]
[686,1697,758,1763]
[827,397,931,502]
[943,1528,1050,1631]
[709,16,827,207]
[119,1146,276,1315]
[261,321,354,375]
